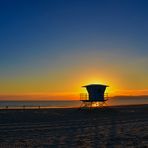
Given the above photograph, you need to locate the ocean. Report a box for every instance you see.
[0,97,148,109]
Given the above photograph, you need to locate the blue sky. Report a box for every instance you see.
[0,0,148,98]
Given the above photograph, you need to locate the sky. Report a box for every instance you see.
[0,0,148,100]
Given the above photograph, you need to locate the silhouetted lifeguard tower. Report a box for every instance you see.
[80,84,109,108]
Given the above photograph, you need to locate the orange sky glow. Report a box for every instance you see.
[1,70,148,100]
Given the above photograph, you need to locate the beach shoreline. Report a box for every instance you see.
[0,103,148,110]
[0,104,148,147]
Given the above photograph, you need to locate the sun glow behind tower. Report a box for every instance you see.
[0,0,148,101]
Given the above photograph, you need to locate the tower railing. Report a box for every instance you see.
[80,93,88,101]
[80,93,109,101]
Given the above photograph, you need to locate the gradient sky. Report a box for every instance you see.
[0,0,148,100]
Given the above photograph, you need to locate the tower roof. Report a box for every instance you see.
[82,84,109,87]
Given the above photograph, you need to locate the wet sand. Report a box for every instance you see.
[0,105,148,148]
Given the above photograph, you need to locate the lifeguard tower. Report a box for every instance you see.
[80,84,109,108]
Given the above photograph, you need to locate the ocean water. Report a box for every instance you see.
[0,101,80,109]
[0,97,148,109]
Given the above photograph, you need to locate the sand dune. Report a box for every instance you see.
[0,105,148,147]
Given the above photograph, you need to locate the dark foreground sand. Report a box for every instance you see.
[0,105,148,148]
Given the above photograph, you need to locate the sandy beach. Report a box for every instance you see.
[0,105,148,148]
